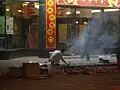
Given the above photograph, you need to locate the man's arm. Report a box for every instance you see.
[61,57,69,65]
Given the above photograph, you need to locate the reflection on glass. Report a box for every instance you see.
[5,2,40,49]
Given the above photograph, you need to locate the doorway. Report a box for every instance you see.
[56,6,102,51]
[56,6,120,54]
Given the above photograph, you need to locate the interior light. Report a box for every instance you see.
[84,22,87,24]
[91,9,120,13]
[35,3,39,9]
[24,2,29,4]
[76,11,80,14]
[104,9,119,12]
[66,11,71,15]
[6,8,9,11]
[18,10,22,12]
[58,12,61,14]
[76,21,78,24]
[23,3,28,6]
[91,10,101,13]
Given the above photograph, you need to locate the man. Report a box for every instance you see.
[49,49,69,66]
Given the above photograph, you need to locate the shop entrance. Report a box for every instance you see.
[56,7,102,50]
[56,6,120,54]
[57,17,90,48]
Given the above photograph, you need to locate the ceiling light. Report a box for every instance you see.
[24,2,29,4]
[23,3,28,6]
[66,11,71,15]
[104,9,119,12]
[91,10,101,13]
[91,9,120,13]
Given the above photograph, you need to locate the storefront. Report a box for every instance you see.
[0,0,120,59]
[0,0,39,49]
[47,0,120,52]
[0,0,47,60]
[1,0,120,50]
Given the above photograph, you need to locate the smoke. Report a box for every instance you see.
[67,12,119,55]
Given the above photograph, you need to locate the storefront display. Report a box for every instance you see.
[2,0,120,51]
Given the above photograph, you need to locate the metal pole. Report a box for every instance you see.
[4,1,7,49]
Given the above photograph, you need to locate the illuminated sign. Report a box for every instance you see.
[46,0,56,49]
[47,29,54,35]
[49,15,55,21]
[56,0,120,7]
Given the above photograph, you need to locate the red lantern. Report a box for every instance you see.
[27,2,35,17]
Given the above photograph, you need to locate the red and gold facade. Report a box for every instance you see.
[46,0,56,49]
[45,0,120,49]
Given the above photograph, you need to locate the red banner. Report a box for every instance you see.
[56,0,120,7]
[46,0,56,49]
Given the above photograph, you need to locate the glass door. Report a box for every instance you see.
[56,17,75,49]
[56,6,76,49]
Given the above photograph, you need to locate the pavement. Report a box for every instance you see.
[0,54,118,90]
[0,54,117,74]
[3,73,120,90]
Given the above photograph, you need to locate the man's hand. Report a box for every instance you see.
[61,58,69,66]
[65,62,69,66]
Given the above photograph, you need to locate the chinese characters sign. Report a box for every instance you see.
[57,0,120,7]
[46,0,56,49]
[6,16,14,34]
[77,0,108,7]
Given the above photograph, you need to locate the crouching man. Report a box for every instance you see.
[49,49,69,66]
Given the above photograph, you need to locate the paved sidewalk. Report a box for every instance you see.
[0,54,117,74]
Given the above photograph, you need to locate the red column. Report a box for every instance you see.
[46,0,56,49]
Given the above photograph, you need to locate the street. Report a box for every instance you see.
[2,72,120,90]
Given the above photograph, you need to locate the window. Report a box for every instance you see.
[5,2,40,49]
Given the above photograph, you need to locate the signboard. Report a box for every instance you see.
[6,0,39,1]
[0,16,5,34]
[46,0,56,49]
[6,16,14,34]
[56,0,120,7]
